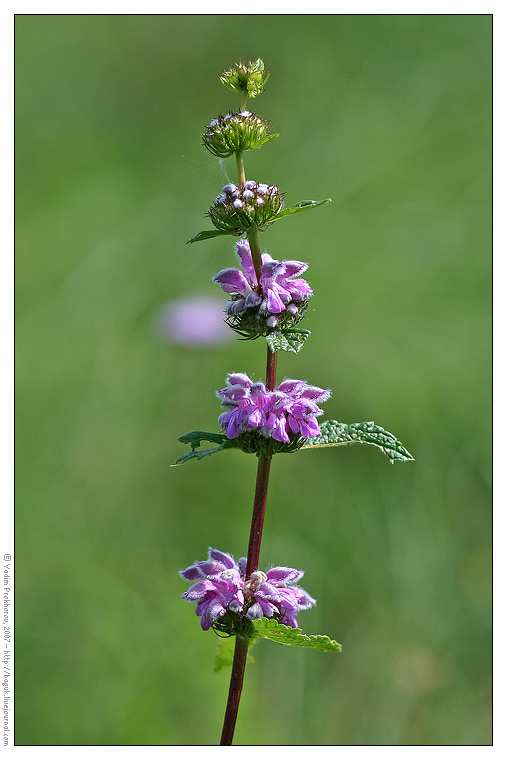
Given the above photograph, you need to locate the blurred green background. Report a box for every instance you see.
[15,14,491,745]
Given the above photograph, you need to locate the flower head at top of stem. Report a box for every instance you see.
[209,180,285,235]
[219,58,269,99]
[216,372,331,446]
[213,238,312,337]
[180,547,316,632]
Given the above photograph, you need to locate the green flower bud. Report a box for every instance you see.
[208,180,285,235]
[219,58,269,99]
[202,110,278,158]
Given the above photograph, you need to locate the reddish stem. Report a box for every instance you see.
[219,636,249,746]
[220,133,279,747]
[245,453,272,579]
[265,345,277,392]
[220,346,277,745]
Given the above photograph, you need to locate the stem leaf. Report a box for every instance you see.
[187,199,330,242]
[186,229,236,244]
[171,430,236,466]
[252,618,341,652]
[267,198,331,225]
[266,328,311,354]
[171,444,225,466]
[302,420,414,463]
[178,430,228,447]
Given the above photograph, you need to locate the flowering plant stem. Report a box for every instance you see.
[246,228,264,287]
[219,145,278,746]
[178,59,412,747]
[236,149,246,187]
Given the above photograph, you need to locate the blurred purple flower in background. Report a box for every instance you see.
[153,295,232,346]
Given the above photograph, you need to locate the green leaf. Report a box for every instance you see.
[178,430,228,447]
[268,198,331,225]
[171,430,235,467]
[186,229,235,244]
[171,445,225,466]
[266,328,311,354]
[252,619,341,652]
[302,420,414,464]
[214,636,257,672]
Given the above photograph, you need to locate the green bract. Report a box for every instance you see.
[187,198,332,244]
[225,300,310,341]
[219,58,269,98]
[202,110,278,158]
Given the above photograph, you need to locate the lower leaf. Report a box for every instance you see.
[303,420,414,464]
[252,618,341,652]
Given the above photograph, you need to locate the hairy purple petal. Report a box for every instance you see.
[216,385,250,403]
[279,612,299,628]
[183,579,217,601]
[282,260,309,277]
[299,418,322,438]
[299,386,332,403]
[226,372,253,388]
[292,588,317,610]
[278,378,307,394]
[238,557,247,580]
[266,567,305,585]
[213,267,252,296]
[208,548,236,568]
[196,560,229,577]
[245,601,265,620]
[235,238,257,285]
[179,564,204,580]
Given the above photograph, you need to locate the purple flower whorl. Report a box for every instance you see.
[216,372,331,450]
[180,548,316,633]
[213,238,312,337]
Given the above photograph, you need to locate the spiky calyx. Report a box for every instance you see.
[202,110,278,158]
[209,181,285,234]
[219,58,269,98]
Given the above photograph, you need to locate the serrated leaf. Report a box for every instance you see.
[267,198,331,225]
[252,618,341,652]
[186,229,235,244]
[302,420,414,464]
[266,328,311,354]
[214,636,257,672]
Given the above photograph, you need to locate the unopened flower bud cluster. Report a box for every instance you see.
[219,58,269,98]
[209,180,284,234]
[202,110,274,158]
